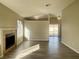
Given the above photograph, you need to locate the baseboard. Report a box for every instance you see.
[30,39,48,41]
[62,41,79,54]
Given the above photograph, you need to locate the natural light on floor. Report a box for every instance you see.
[15,44,40,59]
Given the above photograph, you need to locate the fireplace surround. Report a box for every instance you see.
[3,30,16,54]
[0,28,16,57]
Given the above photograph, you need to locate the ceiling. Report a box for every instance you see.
[0,0,75,17]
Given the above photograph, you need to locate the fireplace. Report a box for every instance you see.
[5,33,15,50]
[0,28,17,56]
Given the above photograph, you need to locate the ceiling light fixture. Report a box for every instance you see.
[57,16,61,20]
[45,3,51,7]
[34,16,39,19]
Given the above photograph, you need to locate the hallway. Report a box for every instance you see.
[1,37,79,59]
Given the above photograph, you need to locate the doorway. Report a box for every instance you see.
[49,24,59,37]
[49,24,59,41]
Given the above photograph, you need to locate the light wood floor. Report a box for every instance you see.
[1,36,79,59]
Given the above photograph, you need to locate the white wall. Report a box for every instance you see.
[0,3,21,28]
[24,21,49,41]
[24,26,30,40]
[17,20,23,45]
[62,0,79,54]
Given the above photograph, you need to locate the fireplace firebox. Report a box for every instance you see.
[5,33,15,50]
